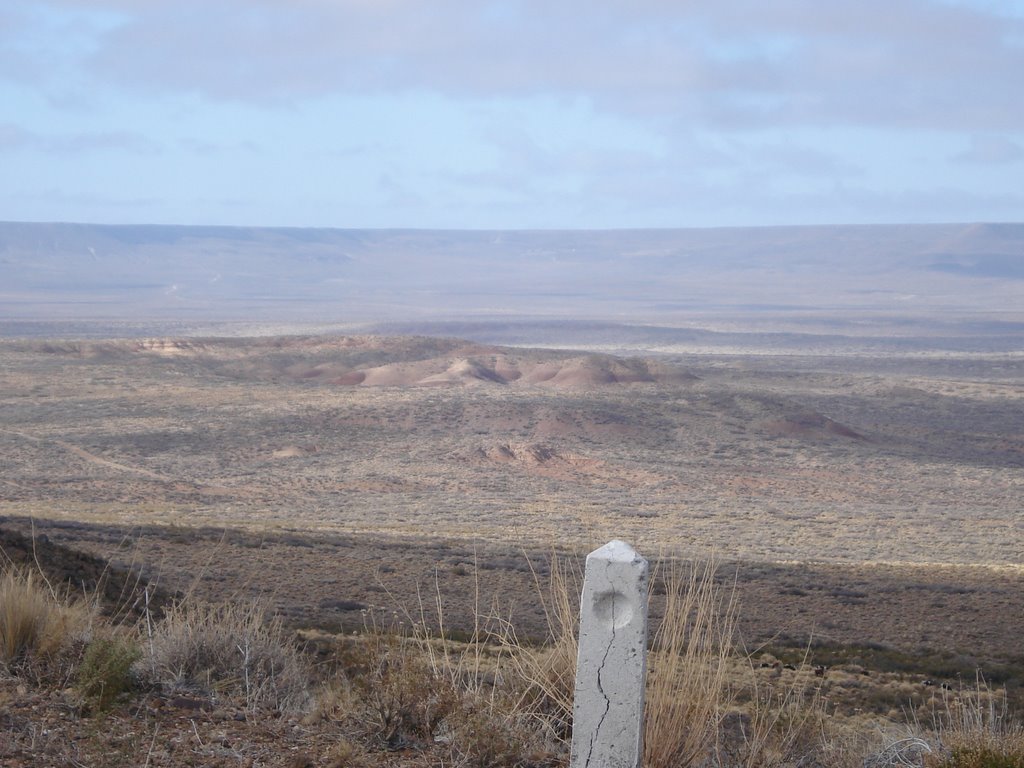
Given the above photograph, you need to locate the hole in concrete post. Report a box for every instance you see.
[592,590,634,629]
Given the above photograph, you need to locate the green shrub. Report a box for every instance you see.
[75,633,141,711]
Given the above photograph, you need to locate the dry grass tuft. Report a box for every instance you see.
[314,603,546,766]
[350,629,459,749]
[495,553,580,745]
[722,671,836,768]
[143,598,310,713]
[645,558,737,768]
[925,680,1024,768]
[0,566,93,671]
[718,647,894,768]
[406,570,551,767]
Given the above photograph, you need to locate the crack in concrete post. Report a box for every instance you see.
[583,561,616,767]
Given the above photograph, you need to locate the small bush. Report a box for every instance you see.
[75,632,141,711]
[321,738,379,768]
[926,683,1024,768]
[343,630,460,749]
[143,598,310,713]
[941,746,1024,768]
[444,692,536,768]
[326,615,544,764]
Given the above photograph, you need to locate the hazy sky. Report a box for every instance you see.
[2,0,1023,229]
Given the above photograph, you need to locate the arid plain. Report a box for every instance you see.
[1,330,1021,676]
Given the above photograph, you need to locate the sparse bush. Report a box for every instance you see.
[719,671,835,768]
[321,737,380,768]
[444,691,540,768]
[75,631,141,711]
[338,611,532,762]
[143,598,310,713]
[925,682,1024,768]
[346,629,459,749]
[322,560,563,764]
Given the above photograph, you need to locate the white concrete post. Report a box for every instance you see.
[570,540,649,768]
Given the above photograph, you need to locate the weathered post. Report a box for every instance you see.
[570,540,649,768]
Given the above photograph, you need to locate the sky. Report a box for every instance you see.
[1,0,1023,230]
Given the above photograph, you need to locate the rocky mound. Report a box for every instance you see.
[334,352,696,389]
[762,412,865,441]
[472,442,562,465]
[13,335,698,391]
[270,445,317,459]
[417,358,510,387]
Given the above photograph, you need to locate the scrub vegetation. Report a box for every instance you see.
[2,331,1022,765]
[2,546,1022,767]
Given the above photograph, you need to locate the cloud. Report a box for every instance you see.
[793,183,1024,224]
[0,122,157,154]
[17,0,1020,135]
[0,123,31,150]
[952,135,1024,164]
[4,0,1023,228]
[177,137,260,156]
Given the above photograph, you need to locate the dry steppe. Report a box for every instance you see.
[1,332,1022,674]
